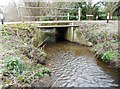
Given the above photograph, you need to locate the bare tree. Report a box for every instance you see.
[102,0,120,19]
[20,0,73,21]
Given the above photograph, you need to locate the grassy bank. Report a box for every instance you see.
[77,26,119,69]
[0,24,51,87]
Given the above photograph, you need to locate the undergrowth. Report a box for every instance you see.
[1,56,50,87]
[1,23,50,87]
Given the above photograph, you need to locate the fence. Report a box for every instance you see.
[18,6,81,21]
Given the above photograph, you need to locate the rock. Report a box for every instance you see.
[85,41,93,47]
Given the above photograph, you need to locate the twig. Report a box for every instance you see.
[40,44,46,50]
[95,48,103,57]
[37,37,49,48]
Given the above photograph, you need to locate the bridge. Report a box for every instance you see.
[37,25,78,28]
[35,20,79,43]
[36,20,79,28]
[18,5,81,31]
[16,5,81,43]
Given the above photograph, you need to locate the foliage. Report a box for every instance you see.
[22,1,102,20]
[1,23,50,87]
[16,24,29,30]
[72,1,120,20]
[40,50,47,57]
[102,1,120,18]
[72,1,103,20]
[80,29,114,45]
[1,24,36,40]
[91,40,118,52]
[86,26,119,63]
[66,9,78,20]
[3,56,25,75]
[112,16,120,20]
[1,25,11,36]
[2,56,50,87]
[91,43,103,52]
[19,46,47,64]
[101,50,117,62]
[91,40,118,62]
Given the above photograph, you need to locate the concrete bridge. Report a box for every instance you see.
[18,6,81,43]
[35,20,79,43]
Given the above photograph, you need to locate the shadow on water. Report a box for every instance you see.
[96,59,120,85]
[44,31,120,87]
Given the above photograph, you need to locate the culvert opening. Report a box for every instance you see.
[41,27,68,43]
[55,28,68,42]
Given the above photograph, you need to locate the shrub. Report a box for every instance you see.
[3,56,25,75]
[91,43,103,52]
[1,25,10,36]
[17,24,30,31]
[40,51,47,57]
[101,50,117,62]
[91,40,118,52]
[80,29,114,45]
[2,56,50,87]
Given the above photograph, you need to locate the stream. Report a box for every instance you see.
[45,39,120,87]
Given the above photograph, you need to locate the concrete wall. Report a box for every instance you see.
[41,29,56,42]
[65,27,74,42]
[33,28,56,46]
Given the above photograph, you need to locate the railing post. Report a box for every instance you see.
[78,7,81,21]
[107,12,110,23]
[67,13,70,20]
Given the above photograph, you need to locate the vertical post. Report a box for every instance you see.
[67,13,69,20]
[111,16,112,20]
[107,12,109,23]
[19,7,23,22]
[55,9,57,21]
[0,13,4,24]
[17,6,20,21]
[71,22,74,41]
[96,15,98,20]
[78,7,81,21]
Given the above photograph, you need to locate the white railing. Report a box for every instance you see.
[18,6,81,21]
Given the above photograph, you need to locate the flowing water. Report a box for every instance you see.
[45,39,120,87]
